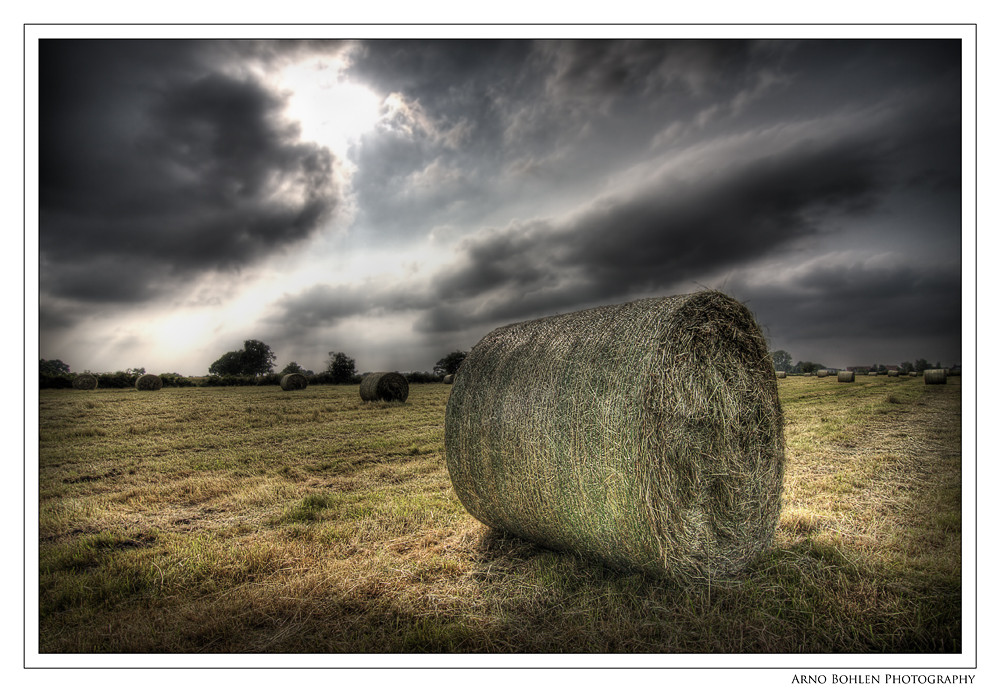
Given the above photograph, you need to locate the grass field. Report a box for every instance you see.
[37,375,962,654]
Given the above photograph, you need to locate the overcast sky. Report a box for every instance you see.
[36,38,964,375]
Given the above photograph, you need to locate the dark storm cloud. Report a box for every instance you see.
[39,40,346,313]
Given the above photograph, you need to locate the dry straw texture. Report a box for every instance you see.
[359,372,409,402]
[135,374,163,391]
[280,373,308,391]
[838,370,855,383]
[775,371,786,379]
[924,369,948,385]
[72,374,98,390]
[445,290,785,583]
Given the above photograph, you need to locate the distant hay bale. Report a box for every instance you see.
[359,372,409,402]
[909,371,918,377]
[135,374,162,391]
[72,373,98,390]
[924,369,948,385]
[837,370,855,383]
[868,371,878,376]
[775,371,786,379]
[816,369,829,378]
[445,290,785,583]
[443,374,455,384]
[887,370,900,377]
[280,373,308,391]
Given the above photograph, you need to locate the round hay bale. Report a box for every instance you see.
[280,373,308,391]
[72,373,98,390]
[923,369,948,385]
[443,374,455,384]
[887,370,900,377]
[775,371,786,379]
[135,374,163,391]
[909,371,918,377]
[837,370,855,383]
[359,372,409,402]
[867,371,878,376]
[816,369,829,378]
[445,290,785,582]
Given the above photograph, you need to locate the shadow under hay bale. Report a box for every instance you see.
[72,374,98,390]
[359,372,409,402]
[280,373,308,391]
[445,290,785,583]
[924,369,948,385]
[135,374,163,391]
[837,370,855,383]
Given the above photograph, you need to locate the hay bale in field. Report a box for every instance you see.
[924,369,948,385]
[816,369,829,378]
[280,373,308,391]
[775,371,786,379]
[909,371,918,377]
[72,373,98,390]
[868,371,878,376]
[445,290,785,583]
[887,370,900,377]
[359,372,409,402]
[443,374,455,384]
[837,370,855,383]
[135,374,163,391]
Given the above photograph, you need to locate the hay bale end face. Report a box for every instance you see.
[280,373,308,391]
[445,290,785,583]
[443,374,455,384]
[775,371,786,379]
[135,374,163,391]
[359,372,409,402]
[72,373,98,390]
[837,370,855,383]
[924,369,948,385]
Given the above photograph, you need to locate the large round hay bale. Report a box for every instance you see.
[280,373,308,391]
[135,374,163,391]
[445,290,785,582]
[359,372,409,402]
[443,374,455,384]
[924,369,948,385]
[837,370,855,383]
[775,371,786,379]
[72,373,98,390]
[816,369,829,378]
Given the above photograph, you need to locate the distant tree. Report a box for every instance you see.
[434,350,469,376]
[209,350,244,376]
[126,367,146,376]
[241,339,276,376]
[39,358,70,376]
[900,361,915,374]
[280,362,305,375]
[326,351,356,384]
[795,361,819,374]
[771,350,793,372]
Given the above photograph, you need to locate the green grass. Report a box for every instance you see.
[37,377,962,653]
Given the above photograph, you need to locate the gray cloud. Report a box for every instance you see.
[39,40,346,317]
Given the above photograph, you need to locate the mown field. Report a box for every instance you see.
[37,375,962,654]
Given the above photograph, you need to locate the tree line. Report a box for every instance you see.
[39,342,470,389]
[770,350,955,374]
